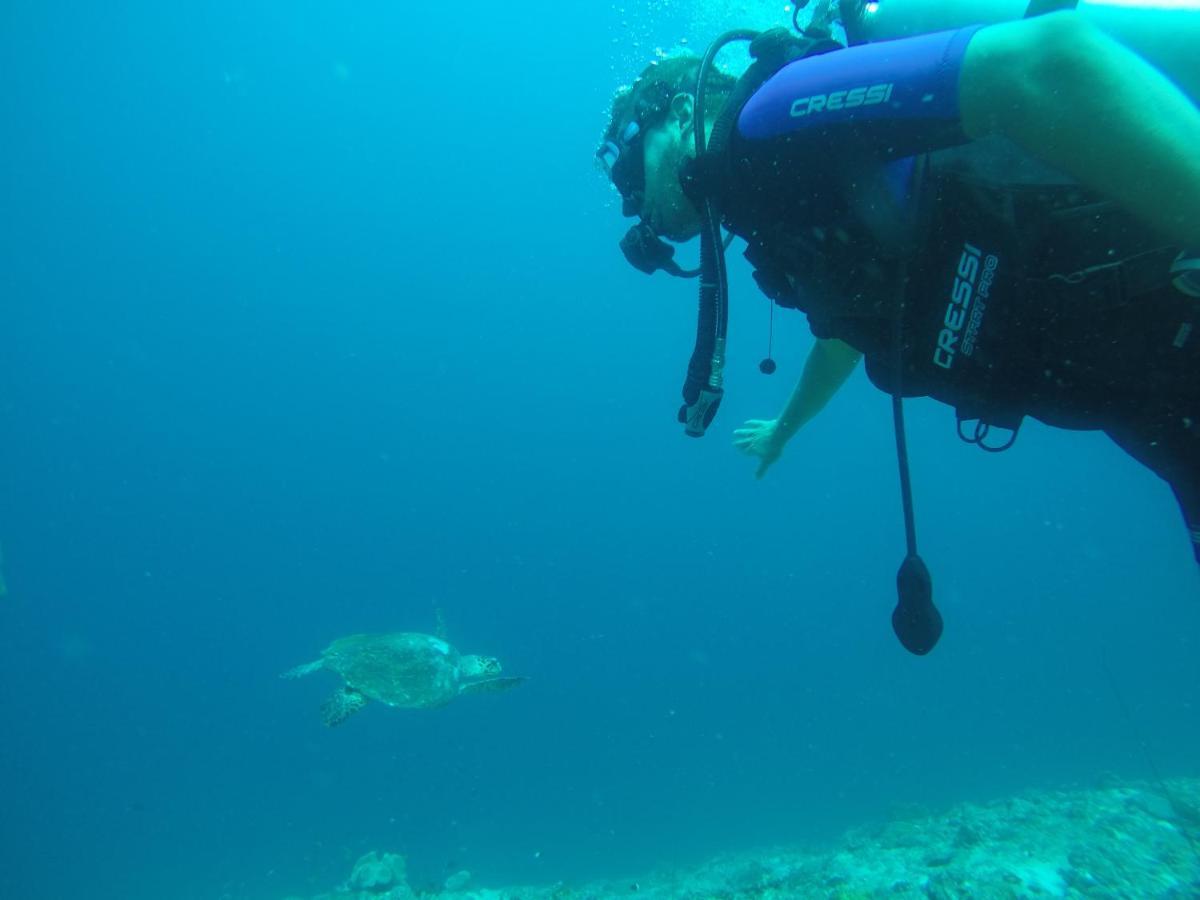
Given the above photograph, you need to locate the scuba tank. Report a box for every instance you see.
[841,0,1200,101]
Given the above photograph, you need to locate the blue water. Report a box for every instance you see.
[2,3,1198,898]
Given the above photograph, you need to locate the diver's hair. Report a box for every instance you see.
[605,55,738,142]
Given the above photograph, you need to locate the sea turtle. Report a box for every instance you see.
[282,632,526,726]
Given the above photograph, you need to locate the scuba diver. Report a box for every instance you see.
[596,0,1200,652]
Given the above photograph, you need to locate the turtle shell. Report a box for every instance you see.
[322,633,462,709]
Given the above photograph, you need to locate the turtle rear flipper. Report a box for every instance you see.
[321,687,367,726]
[280,659,324,680]
[459,676,528,697]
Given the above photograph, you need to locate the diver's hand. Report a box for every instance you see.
[733,418,786,480]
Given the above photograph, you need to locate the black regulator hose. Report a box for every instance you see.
[679,30,760,434]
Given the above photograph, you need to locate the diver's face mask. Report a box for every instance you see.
[597,118,648,219]
[597,86,697,279]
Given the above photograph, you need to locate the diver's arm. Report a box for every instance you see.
[777,338,862,443]
[960,13,1200,247]
[734,338,861,479]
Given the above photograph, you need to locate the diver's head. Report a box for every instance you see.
[597,57,736,243]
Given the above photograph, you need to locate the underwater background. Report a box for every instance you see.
[1,1,1198,898]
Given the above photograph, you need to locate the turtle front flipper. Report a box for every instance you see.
[459,676,528,697]
[321,687,368,726]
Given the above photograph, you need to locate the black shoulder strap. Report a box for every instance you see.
[711,28,841,157]
[682,29,842,205]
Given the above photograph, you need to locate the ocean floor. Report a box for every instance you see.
[287,775,1200,899]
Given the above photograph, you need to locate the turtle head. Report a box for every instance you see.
[461,655,502,678]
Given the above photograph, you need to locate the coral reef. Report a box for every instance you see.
[290,775,1200,899]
